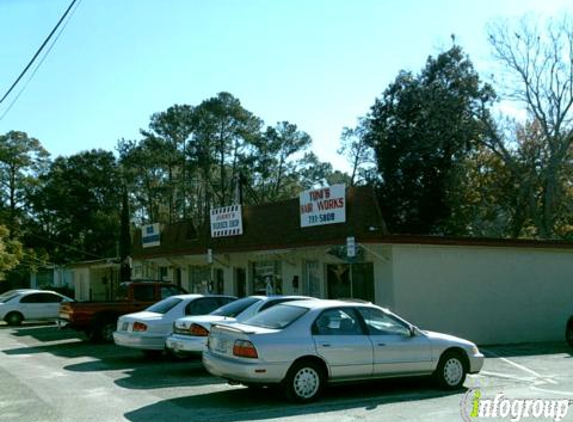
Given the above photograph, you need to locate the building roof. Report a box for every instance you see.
[133,185,388,259]
[132,184,573,261]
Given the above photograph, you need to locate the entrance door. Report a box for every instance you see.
[327,264,351,299]
[326,263,375,303]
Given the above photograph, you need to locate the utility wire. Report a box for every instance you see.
[2,220,105,261]
[0,0,82,122]
[0,0,79,105]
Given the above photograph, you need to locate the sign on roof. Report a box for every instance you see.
[142,223,160,248]
[300,184,346,228]
[210,205,243,238]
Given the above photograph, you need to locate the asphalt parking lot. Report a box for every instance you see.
[0,323,572,422]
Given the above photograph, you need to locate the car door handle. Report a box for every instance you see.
[377,343,386,346]
[320,343,331,347]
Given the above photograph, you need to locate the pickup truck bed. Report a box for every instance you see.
[58,282,187,342]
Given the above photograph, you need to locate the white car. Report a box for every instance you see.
[203,299,485,403]
[166,295,312,356]
[0,290,74,326]
[113,294,236,356]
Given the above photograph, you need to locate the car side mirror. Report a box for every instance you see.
[409,326,418,337]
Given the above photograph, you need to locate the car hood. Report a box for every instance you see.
[423,330,476,348]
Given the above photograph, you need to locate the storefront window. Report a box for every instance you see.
[251,261,282,295]
[189,265,211,293]
[303,260,322,298]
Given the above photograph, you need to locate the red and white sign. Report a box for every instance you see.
[210,205,243,238]
[300,184,346,228]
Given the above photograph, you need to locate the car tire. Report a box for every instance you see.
[89,319,116,343]
[283,360,325,403]
[434,350,467,390]
[5,312,23,326]
[99,320,116,343]
[566,320,573,348]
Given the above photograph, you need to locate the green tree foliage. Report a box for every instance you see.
[118,136,174,224]
[338,119,377,186]
[363,45,496,234]
[0,225,22,279]
[0,131,49,235]
[120,93,332,227]
[189,92,263,212]
[141,104,194,223]
[249,121,313,202]
[29,150,122,263]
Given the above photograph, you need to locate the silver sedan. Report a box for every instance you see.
[203,299,484,403]
[113,294,236,356]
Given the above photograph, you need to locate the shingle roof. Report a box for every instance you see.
[133,185,387,259]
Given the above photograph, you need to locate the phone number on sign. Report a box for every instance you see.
[306,213,336,225]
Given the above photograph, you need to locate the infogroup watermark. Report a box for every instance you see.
[460,389,572,422]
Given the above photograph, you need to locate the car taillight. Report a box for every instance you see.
[189,324,209,337]
[132,322,147,332]
[233,340,258,359]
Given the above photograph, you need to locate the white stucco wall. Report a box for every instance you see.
[390,244,573,345]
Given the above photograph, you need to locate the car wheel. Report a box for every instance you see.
[5,312,23,326]
[434,351,467,390]
[89,319,116,343]
[283,360,325,403]
[566,321,573,348]
[99,321,116,343]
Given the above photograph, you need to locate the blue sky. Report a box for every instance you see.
[0,0,570,172]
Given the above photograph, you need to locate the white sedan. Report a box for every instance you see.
[0,289,74,326]
[113,294,236,356]
[203,299,485,403]
[166,295,311,356]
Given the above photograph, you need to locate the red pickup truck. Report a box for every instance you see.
[57,281,187,342]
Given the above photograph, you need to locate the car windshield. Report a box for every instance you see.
[210,297,261,317]
[146,297,183,314]
[244,304,308,329]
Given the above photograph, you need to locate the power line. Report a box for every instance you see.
[1,219,106,261]
[0,0,83,122]
[0,0,80,106]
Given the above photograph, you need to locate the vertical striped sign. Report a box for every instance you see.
[210,205,243,238]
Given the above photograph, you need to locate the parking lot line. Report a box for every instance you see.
[479,370,537,383]
[482,348,558,385]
